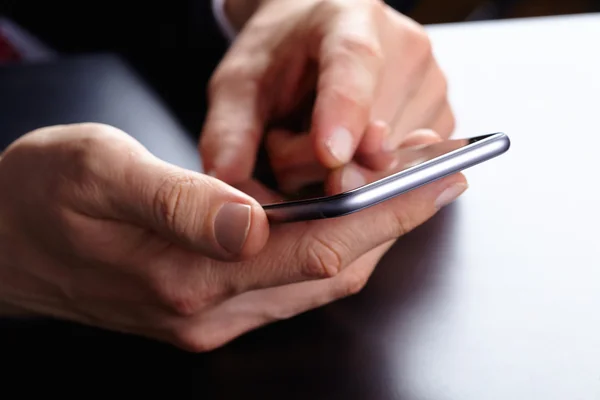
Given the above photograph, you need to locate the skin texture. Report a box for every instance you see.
[0,123,466,351]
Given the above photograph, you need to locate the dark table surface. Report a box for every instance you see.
[2,14,600,399]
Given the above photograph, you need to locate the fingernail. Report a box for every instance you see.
[214,203,252,255]
[435,182,468,209]
[341,165,366,191]
[326,127,354,164]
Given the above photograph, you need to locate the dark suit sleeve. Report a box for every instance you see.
[1,1,229,132]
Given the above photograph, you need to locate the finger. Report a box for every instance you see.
[354,126,441,172]
[267,123,386,195]
[277,164,328,195]
[199,51,268,184]
[309,4,384,168]
[326,129,444,194]
[267,119,388,172]
[355,120,389,155]
[175,240,393,351]
[368,6,433,124]
[266,130,328,194]
[354,120,397,171]
[388,61,451,147]
[266,130,317,171]
[266,125,379,196]
[213,161,467,294]
[101,152,269,261]
[267,122,393,192]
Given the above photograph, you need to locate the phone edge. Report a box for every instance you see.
[265,133,510,223]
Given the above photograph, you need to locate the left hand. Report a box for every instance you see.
[200,0,455,189]
[200,129,463,350]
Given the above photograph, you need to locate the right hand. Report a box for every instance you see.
[0,123,467,351]
[201,0,454,185]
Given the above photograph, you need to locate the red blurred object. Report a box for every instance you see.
[0,30,21,63]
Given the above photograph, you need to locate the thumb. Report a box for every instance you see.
[105,154,269,261]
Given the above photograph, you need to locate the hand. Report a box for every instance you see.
[0,123,466,351]
[201,0,454,188]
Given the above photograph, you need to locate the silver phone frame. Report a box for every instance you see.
[263,132,510,223]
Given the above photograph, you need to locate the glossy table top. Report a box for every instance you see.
[3,13,600,398]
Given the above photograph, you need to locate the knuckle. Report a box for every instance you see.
[208,60,261,100]
[391,207,416,238]
[61,140,111,194]
[414,34,433,65]
[159,286,202,317]
[161,287,226,318]
[220,59,258,81]
[414,28,432,55]
[9,122,137,209]
[338,270,370,298]
[170,325,221,353]
[69,124,129,159]
[404,18,432,49]
[336,34,384,65]
[67,134,107,167]
[63,124,130,181]
[150,264,232,318]
[325,85,371,115]
[400,20,433,66]
[153,173,199,237]
[302,236,345,279]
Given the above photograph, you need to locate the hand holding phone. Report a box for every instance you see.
[262,132,510,223]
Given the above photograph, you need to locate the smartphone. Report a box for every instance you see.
[262,132,510,223]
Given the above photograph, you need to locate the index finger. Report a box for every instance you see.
[309,3,384,168]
